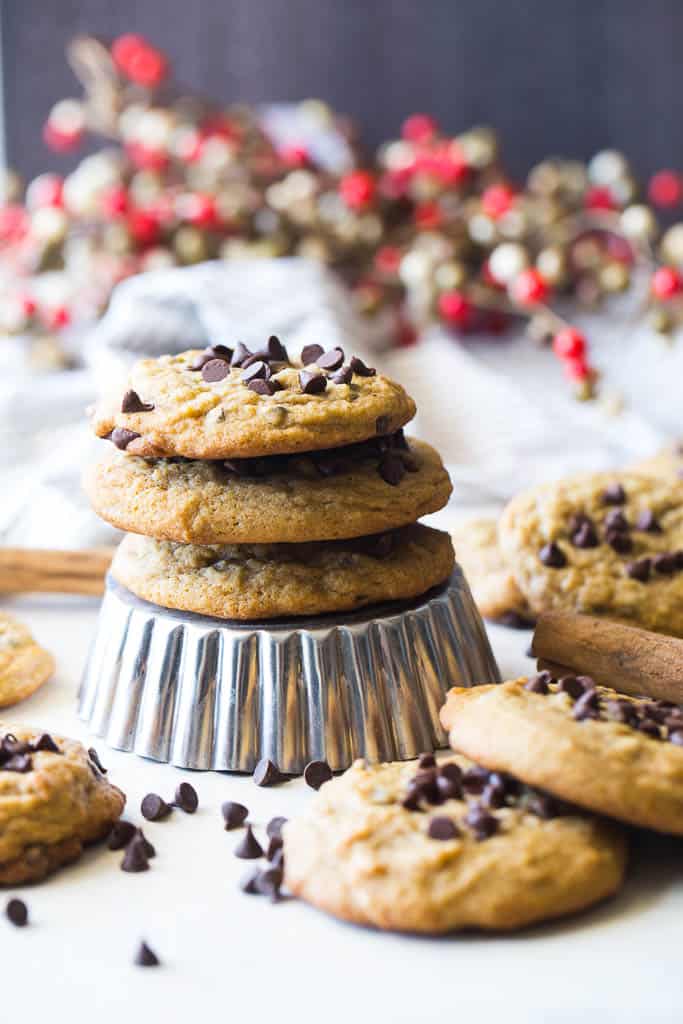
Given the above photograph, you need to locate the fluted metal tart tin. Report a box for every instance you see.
[79,567,500,773]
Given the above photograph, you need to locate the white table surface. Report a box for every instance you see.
[1,587,682,1024]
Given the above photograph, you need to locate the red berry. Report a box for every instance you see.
[402,114,438,143]
[413,201,443,230]
[100,186,129,219]
[481,184,515,220]
[182,193,218,228]
[648,170,683,209]
[43,120,83,153]
[20,295,37,318]
[0,204,29,242]
[510,268,549,307]
[26,174,63,209]
[564,356,590,382]
[584,186,617,211]
[112,35,167,88]
[45,305,71,330]
[339,171,376,210]
[553,328,586,360]
[111,34,146,70]
[279,144,309,168]
[127,209,161,246]
[374,245,402,275]
[651,266,683,300]
[438,290,472,326]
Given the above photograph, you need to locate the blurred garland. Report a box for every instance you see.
[2,33,683,396]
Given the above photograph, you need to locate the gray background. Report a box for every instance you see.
[3,0,682,180]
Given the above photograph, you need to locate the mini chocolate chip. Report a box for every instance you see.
[257,866,284,902]
[174,782,198,814]
[462,766,490,794]
[316,347,344,371]
[248,379,282,396]
[107,820,137,850]
[572,688,600,720]
[141,793,173,822]
[606,529,632,554]
[134,829,155,859]
[401,790,423,811]
[222,801,249,830]
[375,415,390,435]
[603,483,626,505]
[266,835,284,862]
[571,521,599,548]
[539,542,567,568]
[241,360,270,383]
[653,553,680,575]
[558,676,585,699]
[201,358,231,383]
[496,611,537,629]
[465,806,499,840]
[481,780,507,808]
[604,509,629,532]
[349,355,376,377]
[121,389,154,413]
[378,452,406,485]
[418,753,436,769]
[231,342,252,367]
[121,835,150,873]
[240,869,262,894]
[234,825,264,859]
[6,899,28,927]
[636,509,662,533]
[303,760,333,790]
[438,763,463,785]
[605,699,639,726]
[627,557,652,582]
[134,941,160,967]
[261,335,288,362]
[301,344,324,366]
[525,672,552,694]
[669,730,683,746]
[299,370,327,395]
[253,758,284,787]
[408,768,440,805]
[331,366,353,384]
[190,345,233,370]
[88,747,107,774]
[3,754,32,773]
[110,428,141,451]
[427,816,460,840]
[34,733,59,753]
[525,791,563,819]
[266,816,288,838]
[436,774,462,801]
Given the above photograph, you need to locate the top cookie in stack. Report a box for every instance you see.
[85,339,455,619]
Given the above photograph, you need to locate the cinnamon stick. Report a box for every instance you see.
[532,611,683,704]
[0,547,115,596]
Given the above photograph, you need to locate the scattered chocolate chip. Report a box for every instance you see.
[427,816,460,840]
[481,779,507,808]
[349,356,376,377]
[636,509,662,533]
[299,370,327,395]
[303,760,333,790]
[6,898,28,927]
[253,758,284,787]
[435,773,462,801]
[558,676,586,699]
[604,509,629,532]
[190,344,233,370]
[606,529,632,554]
[316,347,344,371]
[135,829,156,859]
[438,763,463,786]
[34,733,59,753]
[603,483,626,505]
[525,672,552,694]
[462,766,490,795]
[572,688,600,720]
[121,389,154,413]
[201,358,231,383]
[418,753,436,769]
[3,754,32,773]
[240,869,262,894]
[401,790,423,811]
[141,793,173,822]
[234,825,264,860]
[110,428,140,451]
[107,820,137,850]
[257,866,284,902]
[539,542,567,568]
[331,366,353,384]
[231,342,252,367]
[266,816,287,839]
[571,520,599,548]
[465,806,499,841]
[222,801,249,830]
[260,335,288,362]
[241,360,270,383]
[174,782,198,814]
[627,557,652,582]
[88,748,107,774]
[653,553,680,575]
[301,344,324,366]
[248,379,282,396]
[134,941,160,967]
[378,452,406,486]
[605,699,639,726]
[121,835,150,873]
[266,835,284,862]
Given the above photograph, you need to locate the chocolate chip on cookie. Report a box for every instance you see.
[602,483,626,505]
[349,356,376,377]
[301,344,324,366]
[109,427,141,451]
[331,366,353,385]
[539,542,567,568]
[636,509,662,533]
[201,358,232,383]
[248,379,282,396]
[428,816,460,840]
[316,347,344,371]
[299,370,327,395]
[121,390,154,414]
[626,557,652,581]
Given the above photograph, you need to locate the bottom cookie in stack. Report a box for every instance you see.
[283,755,626,933]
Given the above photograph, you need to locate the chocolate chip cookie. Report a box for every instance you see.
[0,727,125,883]
[89,343,416,460]
[283,756,626,933]
[110,524,455,619]
[499,471,683,636]
[84,434,452,544]
[441,675,683,835]
[451,518,533,627]
[0,614,55,708]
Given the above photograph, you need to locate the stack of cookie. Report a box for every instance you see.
[454,468,683,636]
[85,339,455,620]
